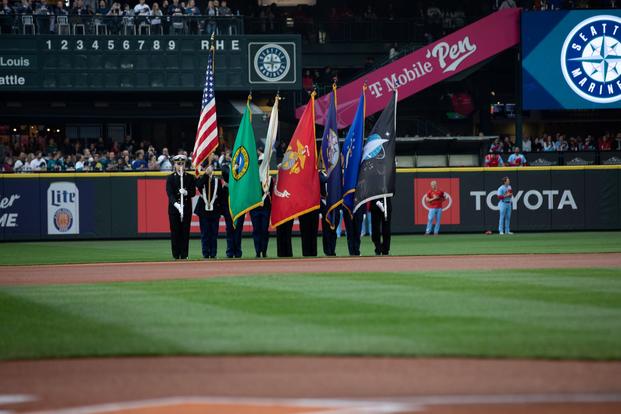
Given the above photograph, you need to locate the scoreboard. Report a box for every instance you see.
[0,35,300,91]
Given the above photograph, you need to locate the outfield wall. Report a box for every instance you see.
[1,166,620,241]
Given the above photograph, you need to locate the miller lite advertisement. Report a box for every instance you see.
[47,182,80,235]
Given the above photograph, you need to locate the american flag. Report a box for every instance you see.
[192,51,218,170]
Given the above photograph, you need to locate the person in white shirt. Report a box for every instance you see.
[157,147,173,171]
[133,0,150,15]
[522,136,531,152]
[75,154,85,172]
[13,153,27,172]
[30,152,46,171]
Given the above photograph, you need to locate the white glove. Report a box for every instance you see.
[375,200,385,213]
[174,202,183,215]
[178,188,188,196]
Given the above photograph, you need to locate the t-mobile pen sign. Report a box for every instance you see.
[298,8,520,128]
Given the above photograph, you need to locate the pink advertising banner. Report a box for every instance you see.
[296,8,521,129]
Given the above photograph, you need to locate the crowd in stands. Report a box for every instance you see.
[491,133,621,154]
[0,134,188,172]
[483,133,621,167]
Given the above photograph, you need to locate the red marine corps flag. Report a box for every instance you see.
[192,36,218,171]
[270,92,320,228]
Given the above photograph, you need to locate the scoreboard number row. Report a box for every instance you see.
[45,39,177,51]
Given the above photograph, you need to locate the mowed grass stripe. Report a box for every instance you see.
[1,232,621,265]
[0,291,182,359]
[2,268,621,360]
[2,283,420,357]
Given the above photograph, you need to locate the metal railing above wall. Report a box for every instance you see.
[0,15,243,36]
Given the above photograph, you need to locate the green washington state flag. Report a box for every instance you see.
[228,105,263,227]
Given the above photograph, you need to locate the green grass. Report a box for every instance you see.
[1,268,621,360]
[1,232,621,266]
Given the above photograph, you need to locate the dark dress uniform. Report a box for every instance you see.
[166,170,196,259]
[194,172,222,258]
[221,165,244,258]
[299,209,319,257]
[276,219,293,257]
[343,205,364,256]
[320,171,337,256]
[250,182,271,258]
[370,198,392,255]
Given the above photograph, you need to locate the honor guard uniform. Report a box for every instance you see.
[343,204,364,256]
[299,210,319,257]
[250,179,272,258]
[319,171,337,256]
[370,198,392,255]
[221,164,244,258]
[194,165,222,258]
[166,155,196,259]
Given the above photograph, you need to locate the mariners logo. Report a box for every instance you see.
[561,15,621,104]
[254,44,290,82]
[53,208,73,233]
[232,146,250,180]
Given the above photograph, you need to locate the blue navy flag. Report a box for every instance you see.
[320,87,342,229]
[341,88,365,216]
[353,89,397,213]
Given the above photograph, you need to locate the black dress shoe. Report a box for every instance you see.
[256,253,261,258]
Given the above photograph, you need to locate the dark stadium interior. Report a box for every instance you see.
[1,0,621,172]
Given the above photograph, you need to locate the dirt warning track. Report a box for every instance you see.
[1,253,620,286]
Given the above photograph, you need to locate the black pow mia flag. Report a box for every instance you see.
[353,90,398,213]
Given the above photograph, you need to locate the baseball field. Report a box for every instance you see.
[1,232,621,414]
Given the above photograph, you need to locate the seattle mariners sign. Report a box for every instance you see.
[561,15,621,104]
[523,10,621,109]
[249,42,297,85]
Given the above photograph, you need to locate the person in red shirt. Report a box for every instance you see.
[425,180,446,235]
[484,150,504,167]
[598,135,612,151]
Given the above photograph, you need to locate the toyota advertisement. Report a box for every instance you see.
[1,168,619,240]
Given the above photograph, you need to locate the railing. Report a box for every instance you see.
[0,14,468,41]
[0,14,243,36]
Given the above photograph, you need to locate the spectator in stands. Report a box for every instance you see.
[17,0,33,15]
[149,2,162,32]
[218,0,231,15]
[132,150,148,170]
[2,156,13,173]
[55,0,68,16]
[168,0,183,15]
[204,0,217,34]
[75,154,85,171]
[568,137,580,151]
[95,0,108,15]
[1,0,13,16]
[555,135,568,151]
[615,133,621,150]
[302,70,314,91]
[502,136,513,152]
[543,135,555,152]
[46,137,58,154]
[0,0,12,33]
[13,153,27,172]
[65,155,75,171]
[30,151,46,171]
[484,150,504,167]
[388,43,398,59]
[522,136,532,152]
[598,134,613,151]
[133,0,150,15]
[148,154,159,170]
[508,147,527,166]
[490,137,502,153]
[157,147,172,171]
